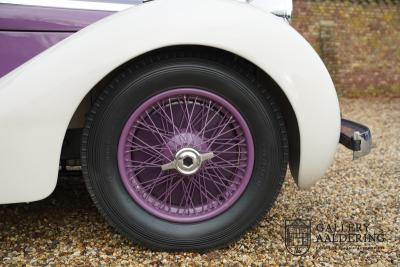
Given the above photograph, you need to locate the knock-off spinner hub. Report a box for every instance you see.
[161,147,215,175]
[175,148,201,175]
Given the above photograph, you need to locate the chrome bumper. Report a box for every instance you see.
[339,119,372,159]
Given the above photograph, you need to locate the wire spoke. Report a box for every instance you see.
[119,89,253,221]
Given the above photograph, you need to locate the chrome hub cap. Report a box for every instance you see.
[175,148,201,175]
[161,147,215,175]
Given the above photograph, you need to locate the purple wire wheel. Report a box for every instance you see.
[118,88,254,223]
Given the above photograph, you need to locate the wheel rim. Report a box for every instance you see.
[118,88,254,223]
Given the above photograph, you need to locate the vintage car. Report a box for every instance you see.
[0,0,371,251]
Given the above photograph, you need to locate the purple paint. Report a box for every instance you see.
[118,88,255,223]
[0,31,71,78]
[0,4,112,31]
[0,4,113,78]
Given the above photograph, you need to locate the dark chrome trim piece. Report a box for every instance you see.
[249,0,293,24]
[340,118,372,159]
[271,10,292,23]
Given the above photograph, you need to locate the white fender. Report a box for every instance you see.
[0,0,340,204]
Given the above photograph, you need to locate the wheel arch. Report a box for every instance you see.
[68,45,301,183]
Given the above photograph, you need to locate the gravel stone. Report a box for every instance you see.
[0,98,398,265]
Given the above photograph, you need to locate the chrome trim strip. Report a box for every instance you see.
[0,0,139,11]
[249,0,293,24]
[271,10,292,23]
[339,118,372,160]
[353,130,372,160]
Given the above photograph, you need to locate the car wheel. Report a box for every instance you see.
[81,50,288,251]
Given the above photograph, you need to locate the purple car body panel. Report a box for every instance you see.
[0,31,72,78]
[0,4,112,31]
[0,4,114,78]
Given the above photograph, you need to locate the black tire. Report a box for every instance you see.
[81,50,288,251]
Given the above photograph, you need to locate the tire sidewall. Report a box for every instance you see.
[84,59,285,249]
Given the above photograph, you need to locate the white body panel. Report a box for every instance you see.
[0,0,340,204]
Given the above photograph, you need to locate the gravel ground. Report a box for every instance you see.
[0,98,399,266]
